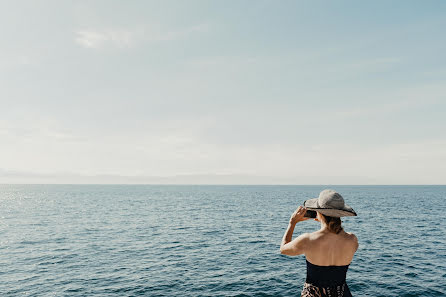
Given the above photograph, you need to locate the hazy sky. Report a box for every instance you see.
[1,1,445,184]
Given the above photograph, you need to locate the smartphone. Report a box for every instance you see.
[304,209,317,218]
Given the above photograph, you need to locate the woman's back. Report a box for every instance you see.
[305,229,358,266]
[302,230,358,297]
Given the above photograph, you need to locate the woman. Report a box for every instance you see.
[280,189,358,297]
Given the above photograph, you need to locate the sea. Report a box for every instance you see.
[1,185,445,296]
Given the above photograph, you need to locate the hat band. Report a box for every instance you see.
[306,206,355,213]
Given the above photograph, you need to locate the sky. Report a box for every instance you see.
[1,0,446,184]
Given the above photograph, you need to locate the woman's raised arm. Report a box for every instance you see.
[280,206,310,256]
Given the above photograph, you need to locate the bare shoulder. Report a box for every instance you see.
[279,232,311,256]
[298,232,311,241]
[345,232,359,249]
[307,230,326,243]
[345,231,358,241]
[296,232,312,247]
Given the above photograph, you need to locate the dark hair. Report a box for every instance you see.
[321,214,343,234]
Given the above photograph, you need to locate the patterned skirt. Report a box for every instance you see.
[301,282,352,297]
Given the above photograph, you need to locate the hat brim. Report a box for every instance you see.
[304,198,357,217]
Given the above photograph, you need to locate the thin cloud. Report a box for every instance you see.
[75,29,135,49]
[74,24,210,49]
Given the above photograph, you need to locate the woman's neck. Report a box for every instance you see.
[319,222,330,232]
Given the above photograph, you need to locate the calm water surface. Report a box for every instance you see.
[1,185,445,296]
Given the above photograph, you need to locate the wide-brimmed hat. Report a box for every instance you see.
[304,189,357,217]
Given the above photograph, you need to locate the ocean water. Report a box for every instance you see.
[1,185,445,296]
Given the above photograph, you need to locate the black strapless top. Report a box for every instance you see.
[301,259,353,297]
[305,259,349,287]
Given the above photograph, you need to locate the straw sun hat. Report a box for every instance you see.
[304,189,357,217]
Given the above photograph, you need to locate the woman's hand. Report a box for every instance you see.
[289,206,310,224]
